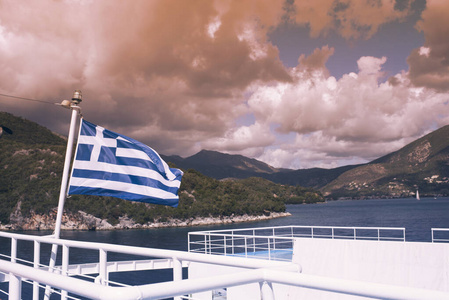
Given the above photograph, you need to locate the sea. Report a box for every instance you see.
[1,197,449,298]
[58,196,449,246]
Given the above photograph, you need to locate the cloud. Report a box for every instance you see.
[297,45,335,76]
[201,121,275,154]
[257,135,399,170]
[0,0,446,171]
[245,50,449,168]
[292,0,411,39]
[408,0,449,91]
[87,0,291,92]
[0,0,290,156]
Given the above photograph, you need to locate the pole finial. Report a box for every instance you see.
[72,90,82,105]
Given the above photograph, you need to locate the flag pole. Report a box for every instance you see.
[44,90,82,300]
[54,90,82,239]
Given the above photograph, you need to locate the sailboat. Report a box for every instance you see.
[416,189,420,201]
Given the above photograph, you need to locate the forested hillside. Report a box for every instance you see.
[0,112,323,227]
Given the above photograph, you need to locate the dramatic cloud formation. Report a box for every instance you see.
[291,0,410,39]
[0,0,448,170]
[246,51,448,168]
[408,0,449,91]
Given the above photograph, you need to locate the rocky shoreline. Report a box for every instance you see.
[0,210,291,231]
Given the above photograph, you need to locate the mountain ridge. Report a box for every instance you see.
[3,110,449,206]
[162,150,360,188]
[321,125,449,198]
[163,126,449,198]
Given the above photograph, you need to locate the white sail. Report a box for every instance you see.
[416,189,420,200]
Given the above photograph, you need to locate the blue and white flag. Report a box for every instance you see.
[68,119,183,207]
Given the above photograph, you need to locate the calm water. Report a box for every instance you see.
[42,196,449,248]
[1,197,448,298]
[49,197,449,246]
[2,197,449,261]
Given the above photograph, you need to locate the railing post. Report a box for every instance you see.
[208,233,212,254]
[260,281,274,300]
[10,237,17,263]
[173,257,183,300]
[9,273,22,300]
[231,231,235,255]
[44,242,58,300]
[188,233,191,252]
[268,237,271,260]
[33,240,40,300]
[253,230,256,253]
[98,248,108,286]
[244,237,248,258]
[9,237,21,300]
[61,244,70,300]
[224,235,227,256]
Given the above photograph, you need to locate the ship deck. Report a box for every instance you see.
[0,225,448,300]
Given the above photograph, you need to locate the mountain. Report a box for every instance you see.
[163,150,279,178]
[264,165,361,188]
[162,150,358,188]
[0,112,323,228]
[4,108,449,220]
[164,126,449,199]
[321,125,449,198]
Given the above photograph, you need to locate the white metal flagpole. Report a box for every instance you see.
[44,90,82,300]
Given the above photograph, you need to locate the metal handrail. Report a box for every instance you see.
[188,226,406,261]
[0,252,447,300]
[0,231,293,300]
[190,226,405,239]
[432,228,449,243]
[1,229,448,300]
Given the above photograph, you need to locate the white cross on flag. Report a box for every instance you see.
[68,119,183,207]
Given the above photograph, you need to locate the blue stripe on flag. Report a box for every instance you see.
[68,119,183,207]
[71,169,180,194]
[116,139,141,150]
[118,136,167,177]
[114,157,163,172]
[68,186,179,207]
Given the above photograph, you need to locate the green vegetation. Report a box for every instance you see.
[64,171,321,225]
[0,112,324,226]
[0,112,67,224]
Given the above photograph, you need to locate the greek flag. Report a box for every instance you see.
[68,119,183,207]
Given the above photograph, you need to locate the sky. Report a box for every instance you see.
[1,0,449,170]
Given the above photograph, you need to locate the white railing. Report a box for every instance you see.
[432,228,449,243]
[0,230,448,300]
[0,231,292,300]
[188,225,406,260]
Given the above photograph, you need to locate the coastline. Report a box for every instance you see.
[0,211,291,231]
